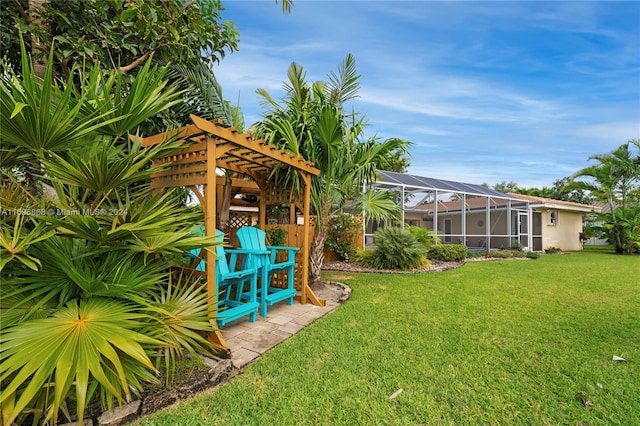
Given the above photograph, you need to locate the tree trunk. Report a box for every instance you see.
[308,202,331,285]
[308,228,326,286]
[217,172,233,231]
[608,196,623,253]
[29,0,48,79]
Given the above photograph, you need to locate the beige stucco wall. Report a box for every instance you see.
[539,208,584,251]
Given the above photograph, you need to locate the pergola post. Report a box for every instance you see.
[301,174,311,304]
[204,136,228,351]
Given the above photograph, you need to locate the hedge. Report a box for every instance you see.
[427,244,468,261]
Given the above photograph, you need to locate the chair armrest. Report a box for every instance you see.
[266,245,300,252]
[266,245,299,263]
[226,248,270,255]
[225,248,269,272]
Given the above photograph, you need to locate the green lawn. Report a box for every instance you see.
[137,250,639,425]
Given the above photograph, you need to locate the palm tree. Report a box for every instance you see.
[252,54,411,284]
[567,140,640,253]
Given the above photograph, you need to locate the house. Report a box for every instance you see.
[368,171,600,252]
[507,193,601,251]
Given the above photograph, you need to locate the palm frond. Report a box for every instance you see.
[0,298,162,425]
[327,53,360,105]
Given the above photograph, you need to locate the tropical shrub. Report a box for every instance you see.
[325,214,360,262]
[355,226,427,270]
[526,251,540,259]
[0,42,218,424]
[427,244,468,261]
[406,225,440,250]
[488,249,528,259]
[266,227,288,247]
[605,206,640,254]
[566,140,639,255]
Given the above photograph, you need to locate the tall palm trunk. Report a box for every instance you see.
[308,200,331,285]
[217,173,234,231]
[309,229,326,286]
[28,0,48,79]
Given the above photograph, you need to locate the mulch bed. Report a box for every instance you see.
[321,260,464,274]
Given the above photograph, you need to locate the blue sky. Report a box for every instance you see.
[213,1,640,188]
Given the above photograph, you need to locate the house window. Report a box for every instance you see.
[548,210,559,226]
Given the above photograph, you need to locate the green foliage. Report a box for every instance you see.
[0,42,218,424]
[355,226,426,270]
[252,54,412,283]
[266,227,288,247]
[325,214,360,262]
[526,251,540,259]
[2,0,239,76]
[406,225,440,250]
[567,140,640,254]
[510,241,524,251]
[488,249,528,259]
[427,244,468,261]
[605,206,640,254]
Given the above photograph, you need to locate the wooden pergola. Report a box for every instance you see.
[138,114,323,354]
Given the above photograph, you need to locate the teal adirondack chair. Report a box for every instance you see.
[189,229,260,326]
[236,226,299,317]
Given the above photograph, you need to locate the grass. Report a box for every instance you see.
[136,250,639,425]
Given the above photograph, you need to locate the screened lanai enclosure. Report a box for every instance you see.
[367,171,542,252]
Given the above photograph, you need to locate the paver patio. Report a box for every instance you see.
[221,282,349,369]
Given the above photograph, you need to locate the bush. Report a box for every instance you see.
[355,226,427,270]
[406,225,440,250]
[489,249,527,259]
[0,45,217,425]
[266,227,287,246]
[526,251,540,259]
[427,244,468,261]
[325,214,360,262]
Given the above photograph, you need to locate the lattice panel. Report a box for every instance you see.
[227,214,251,228]
[263,185,293,205]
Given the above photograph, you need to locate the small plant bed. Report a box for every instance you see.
[66,353,235,425]
[322,259,463,274]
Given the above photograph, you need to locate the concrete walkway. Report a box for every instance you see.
[221,282,350,369]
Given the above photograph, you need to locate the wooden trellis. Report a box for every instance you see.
[138,114,322,355]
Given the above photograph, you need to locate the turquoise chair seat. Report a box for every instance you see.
[189,229,260,326]
[236,226,299,317]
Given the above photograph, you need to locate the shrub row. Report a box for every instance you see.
[427,244,468,261]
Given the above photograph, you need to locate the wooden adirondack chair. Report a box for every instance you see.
[189,229,260,326]
[236,226,299,317]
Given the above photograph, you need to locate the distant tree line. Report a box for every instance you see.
[483,177,593,205]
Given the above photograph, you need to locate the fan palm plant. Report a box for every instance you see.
[252,54,411,283]
[1,41,219,424]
